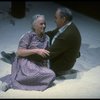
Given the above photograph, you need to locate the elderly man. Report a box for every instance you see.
[1,7,81,76]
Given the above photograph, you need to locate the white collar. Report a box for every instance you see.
[51,22,72,44]
[59,21,72,33]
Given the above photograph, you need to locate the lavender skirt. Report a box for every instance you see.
[0,57,56,91]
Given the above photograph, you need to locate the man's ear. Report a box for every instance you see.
[63,16,67,22]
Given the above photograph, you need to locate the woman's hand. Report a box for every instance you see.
[34,49,50,58]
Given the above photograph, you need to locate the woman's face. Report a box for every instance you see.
[33,16,46,35]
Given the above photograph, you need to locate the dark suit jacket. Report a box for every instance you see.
[46,23,81,74]
[27,23,81,74]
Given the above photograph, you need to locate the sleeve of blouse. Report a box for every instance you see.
[18,33,31,49]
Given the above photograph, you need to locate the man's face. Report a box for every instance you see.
[34,16,46,34]
[55,9,65,28]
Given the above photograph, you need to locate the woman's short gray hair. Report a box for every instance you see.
[31,14,45,26]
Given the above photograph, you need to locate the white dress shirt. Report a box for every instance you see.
[51,22,72,44]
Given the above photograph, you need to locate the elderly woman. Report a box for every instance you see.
[0,14,56,91]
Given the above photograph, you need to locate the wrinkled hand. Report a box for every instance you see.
[35,49,50,58]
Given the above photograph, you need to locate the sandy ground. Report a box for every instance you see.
[0,65,100,98]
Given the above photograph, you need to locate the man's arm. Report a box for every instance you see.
[47,37,69,60]
[45,28,58,38]
[27,30,71,60]
[26,28,65,61]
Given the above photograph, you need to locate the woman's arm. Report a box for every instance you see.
[16,48,50,58]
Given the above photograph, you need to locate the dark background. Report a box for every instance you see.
[1,0,100,21]
[55,0,100,21]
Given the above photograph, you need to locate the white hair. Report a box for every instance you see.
[31,14,45,29]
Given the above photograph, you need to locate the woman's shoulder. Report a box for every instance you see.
[45,34,50,42]
[25,30,36,36]
[23,31,36,37]
[45,34,49,39]
[19,31,35,41]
